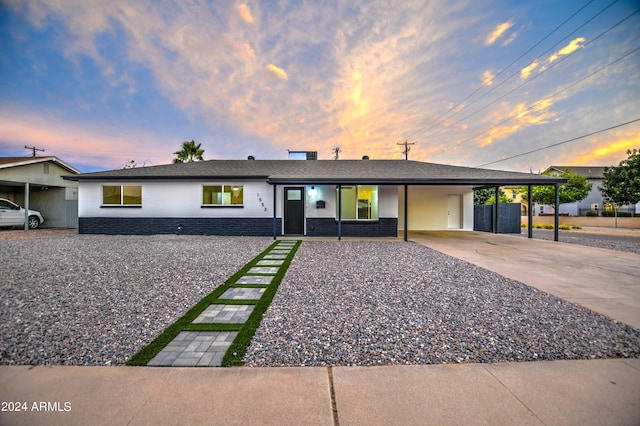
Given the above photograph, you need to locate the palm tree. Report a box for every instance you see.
[173,140,205,163]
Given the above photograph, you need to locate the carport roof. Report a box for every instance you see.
[0,156,81,174]
[64,159,567,186]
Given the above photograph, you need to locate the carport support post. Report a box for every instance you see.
[554,183,560,242]
[403,185,408,242]
[527,185,533,239]
[337,185,342,241]
[493,186,499,233]
[272,184,277,240]
[24,182,30,231]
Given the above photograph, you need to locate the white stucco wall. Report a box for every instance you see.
[79,180,275,218]
[398,186,473,231]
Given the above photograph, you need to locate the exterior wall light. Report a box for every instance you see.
[308,186,318,197]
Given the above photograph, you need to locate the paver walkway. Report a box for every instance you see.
[146,240,299,367]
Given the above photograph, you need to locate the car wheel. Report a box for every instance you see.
[28,216,41,229]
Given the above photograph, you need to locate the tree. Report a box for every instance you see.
[485,192,512,205]
[519,169,592,212]
[600,149,640,208]
[474,188,496,205]
[173,140,204,163]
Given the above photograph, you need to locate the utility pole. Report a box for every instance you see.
[396,140,415,160]
[25,146,45,157]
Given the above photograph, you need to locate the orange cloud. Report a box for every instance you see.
[266,64,288,80]
[234,3,254,24]
[485,21,514,46]
[477,98,556,147]
[482,70,494,86]
[571,132,640,165]
[520,60,539,80]
[549,37,585,62]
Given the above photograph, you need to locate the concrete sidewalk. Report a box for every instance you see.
[1,231,639,425]
[1,359,639,425]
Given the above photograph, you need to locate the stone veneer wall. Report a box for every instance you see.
[79,217,282,236]
[306,218,398,237]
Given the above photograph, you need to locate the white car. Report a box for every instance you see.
[0,198,45,229]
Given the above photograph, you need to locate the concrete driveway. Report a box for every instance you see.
[410,231,640,329]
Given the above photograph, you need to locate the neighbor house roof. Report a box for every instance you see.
[0,156,81,174]
[64,159,566,186]
[544,166,606,179]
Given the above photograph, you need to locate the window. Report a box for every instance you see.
[203,185,243,206]
[337,185,378,220]
[102,185,142,206]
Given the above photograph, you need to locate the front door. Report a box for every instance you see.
[284,187,304,235]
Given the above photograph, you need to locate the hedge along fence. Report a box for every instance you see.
[521,216,640,229]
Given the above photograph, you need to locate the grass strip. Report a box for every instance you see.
[126,240,285,366]
[221,240,300,366]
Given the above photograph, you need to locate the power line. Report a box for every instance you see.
[476,118,640,167]
[403,0,598,141]
[443,45,640,154]
[417,6,639,142]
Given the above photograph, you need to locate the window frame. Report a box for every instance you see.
[101,184,142,208]
[336,185,379,222]
[201,184,245,208]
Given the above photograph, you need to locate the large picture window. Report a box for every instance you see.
[337,185,378,220]
[102,185,142,206]
[203,185,244,206]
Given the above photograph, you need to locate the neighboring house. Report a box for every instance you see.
[542,166,639,216]
[0,156,81,228]
[64,158,565,237]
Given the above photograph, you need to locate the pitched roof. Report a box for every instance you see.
[65,159,566,186]
[0,156,81,174]
[544,166,606,179]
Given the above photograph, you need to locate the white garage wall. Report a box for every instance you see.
[398,186,473,231]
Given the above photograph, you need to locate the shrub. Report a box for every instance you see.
[521,223,528,228]
[559,224,571,230]
[543,224,554,229]
[585,210,599,217]
[573,225,582,229]
[602,211,632,217]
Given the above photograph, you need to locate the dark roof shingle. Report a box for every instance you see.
[65,159,566,185]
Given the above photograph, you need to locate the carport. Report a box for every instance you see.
[266,161,567,241]
[0,157,81,229]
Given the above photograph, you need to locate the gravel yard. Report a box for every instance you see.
[0,233,271,366]
[520,229,640,254]
[2,231,639,367]
[245,241,640,366]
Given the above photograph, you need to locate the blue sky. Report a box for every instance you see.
[1,0,638,173]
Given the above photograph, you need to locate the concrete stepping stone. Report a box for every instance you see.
[257,259,284,266]
[247,266,279,274]
[269,250,291,255]
[236,275,273,285]
[193,304,255,324]
[220,287,265,300]
[148,331,237,367]
[262,254,287,259]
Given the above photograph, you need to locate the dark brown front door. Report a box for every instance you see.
[284,187,304,235]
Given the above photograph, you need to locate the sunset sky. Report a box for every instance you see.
[1,0,638,173]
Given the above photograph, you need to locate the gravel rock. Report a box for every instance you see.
[244,241,640,366]
[0,234,271,366]
[519,229,640,254]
